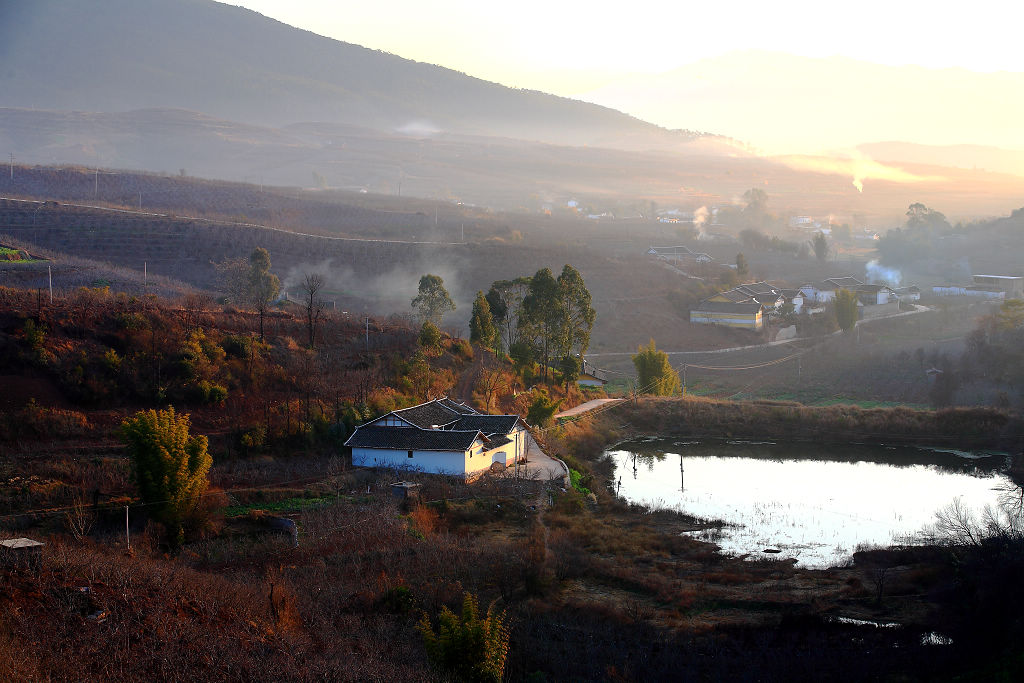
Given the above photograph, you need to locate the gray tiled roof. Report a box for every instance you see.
[486,436,513,449]
[345,427,482,451]
[391,402,462,429]
[438,398,479,415]
[451,414,520,436]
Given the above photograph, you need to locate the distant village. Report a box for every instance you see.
[647,244,1022,333]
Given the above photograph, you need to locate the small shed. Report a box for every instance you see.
[390,481,422,506]
[0,537,44,571]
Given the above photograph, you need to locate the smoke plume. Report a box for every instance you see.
[865,259,902,286]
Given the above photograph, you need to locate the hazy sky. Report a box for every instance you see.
[229,1,1024,152]
[231,0,1024,92]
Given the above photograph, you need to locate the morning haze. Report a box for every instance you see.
[1,0,1023,680]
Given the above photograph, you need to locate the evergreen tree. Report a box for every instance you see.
[735,252,750,282]
[469,290,499,351]
[834,288,859,332]
[248,247,280,341]
[811,231,830,262]
[412,274,456,325]
[419,320,443,353]
[555,264,596,360]
[521,268,562,384]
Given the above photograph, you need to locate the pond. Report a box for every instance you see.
[607,438,1014,567]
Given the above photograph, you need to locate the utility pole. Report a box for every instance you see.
[138,192,142,211]
[47,266,52,304]
[94,167,98,198]
[682,363,687,396]
[9,153,13,181]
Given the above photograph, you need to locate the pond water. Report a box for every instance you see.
[607,438,1014,567]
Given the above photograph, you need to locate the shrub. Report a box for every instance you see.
[569,468,592,497]
[221,334,252,359]
[417,592,510,683]
[450,338,473,361]
[526,390,561,427]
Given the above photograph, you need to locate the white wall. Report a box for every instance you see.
[352,447,467,477]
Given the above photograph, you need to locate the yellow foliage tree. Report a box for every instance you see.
[119,407,211,538]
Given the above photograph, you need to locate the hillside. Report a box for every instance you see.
[5,109,1024,222]
[0,0,700,150]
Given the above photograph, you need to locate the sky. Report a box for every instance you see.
[229,1,1024,152]
[231,1,1024,89]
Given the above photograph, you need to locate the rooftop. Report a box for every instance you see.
[345,427,485,451]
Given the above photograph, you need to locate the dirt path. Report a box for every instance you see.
[554,398,623,419]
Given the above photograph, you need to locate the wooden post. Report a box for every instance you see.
[125,506,130,551]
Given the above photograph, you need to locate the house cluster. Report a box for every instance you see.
[798,277,900,305]
[932,275,1023,300]
[344,398,528,481]
[690,276,920,330]
[647,245,714,266]
[689,282,803,330]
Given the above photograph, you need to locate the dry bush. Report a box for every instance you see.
[64,495,96,541]
[408,504,439,536]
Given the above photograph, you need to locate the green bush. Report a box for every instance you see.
[221,334,252,359]
[417,592,510,683]
[569,468,592,497]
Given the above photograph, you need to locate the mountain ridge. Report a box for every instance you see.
[0,0,712,150]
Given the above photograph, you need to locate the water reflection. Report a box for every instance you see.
[609,438,1012,568]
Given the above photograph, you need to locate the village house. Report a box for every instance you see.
[799,280,839,303]
[854,283,897,306]
[933,275,1021,300]
[894,286,921,302]
[344,398,528,481]
[647,245,714,265]
[690,281,791,329]
[690,300,764,329]
[972,275,1023,298]
[577,358,609,387]
[778,288,805,314]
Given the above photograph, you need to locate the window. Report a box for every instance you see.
[408,450,414,458]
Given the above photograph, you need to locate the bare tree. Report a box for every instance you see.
[300,273,326,349]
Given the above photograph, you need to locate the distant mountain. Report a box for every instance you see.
[0,0,709,150]
[857,142,1024,178]
[580,51,1024,153]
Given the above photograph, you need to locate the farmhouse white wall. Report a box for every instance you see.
[352,448,470,476]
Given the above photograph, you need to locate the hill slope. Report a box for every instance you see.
[0,0,698,149]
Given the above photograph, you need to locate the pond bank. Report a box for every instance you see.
[596,396,1019,451]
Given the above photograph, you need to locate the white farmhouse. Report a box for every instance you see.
[344,398,528,481]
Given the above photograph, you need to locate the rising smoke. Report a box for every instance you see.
[865,259,902,286]
[693,206,709,239]
[280,257,469,324]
